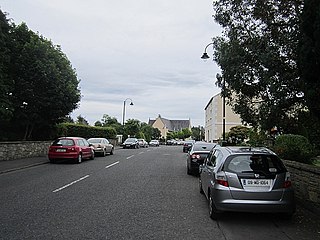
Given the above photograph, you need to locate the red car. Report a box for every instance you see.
[48,137,94,163]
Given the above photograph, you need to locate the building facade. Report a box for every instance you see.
[204,93,243,142]
[148,114,191,139]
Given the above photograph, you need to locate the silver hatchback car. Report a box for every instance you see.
[199,146,295,220]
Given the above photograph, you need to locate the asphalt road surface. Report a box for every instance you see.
[0,146,319,240]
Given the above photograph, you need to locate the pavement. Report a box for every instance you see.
[0,156,49,174]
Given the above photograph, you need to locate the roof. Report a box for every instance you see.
[148,115,191,131]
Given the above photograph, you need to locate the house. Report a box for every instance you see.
[204,93,243,142]
[148,114,191,139]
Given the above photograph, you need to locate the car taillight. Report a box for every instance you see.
[191,154,200,159]
[69,147,77,152]
[283,172,292,188]
[216,175,229,187]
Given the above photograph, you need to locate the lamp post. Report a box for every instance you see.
[201,42,226,142]
[122,98,134,125]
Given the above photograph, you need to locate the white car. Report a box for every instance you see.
[87,138,114,156]
[149,140,159,147]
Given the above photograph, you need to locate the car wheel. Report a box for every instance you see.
[102,149,106,157]
[110,148,114,155]
[76,153,82,164]
[187,166,191,175]
[90,150,95,160]
[199,177,204,194]
[209,193,219,220]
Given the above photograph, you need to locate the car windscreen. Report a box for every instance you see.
[224,154,286,174]
[125,139,135,142]
[88,139,102,143]
[53,139,74,146]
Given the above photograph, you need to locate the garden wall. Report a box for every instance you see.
[284,160,320,215]
[0,141,52,161]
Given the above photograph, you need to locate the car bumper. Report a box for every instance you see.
[212,188,295,213]
[48,152,78,159]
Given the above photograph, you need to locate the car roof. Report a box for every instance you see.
[219,146,276,156]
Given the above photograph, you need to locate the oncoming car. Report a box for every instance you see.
[199,146,295,220]
[48,137,94,164]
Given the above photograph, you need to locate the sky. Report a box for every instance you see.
[1,0,222,127]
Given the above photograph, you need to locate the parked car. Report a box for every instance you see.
[183,140,195,152]
[199,146,295,220]
[123,138,139,149]
[48,137,94,164]
[87,138,114,156]
[138,139,149,148]
[187,142,217,175]
[149,140,159,147]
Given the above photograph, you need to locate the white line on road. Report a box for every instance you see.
[105,161,119,169]
[138,152,144,155]
[53,175,90,193]
[126,155,134,159]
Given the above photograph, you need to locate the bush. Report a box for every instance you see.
[54,123,117,139]
[273,134,314,163]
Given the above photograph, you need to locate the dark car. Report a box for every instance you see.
[199,146,295,220]
[123,138,139,149]
[183,140,195,152]
[187,142,217,175]
[48,137,94,164]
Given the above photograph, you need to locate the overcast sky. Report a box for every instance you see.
[1,0,222,127]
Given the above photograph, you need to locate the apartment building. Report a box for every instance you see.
[204,93,243,142]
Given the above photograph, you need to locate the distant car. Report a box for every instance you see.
[199,146,295,220]
[149,140,159,147]
[166,139,176,145]
[187,142,217,175]
[123,138,139,149]
[87,138,114,156]
[183,140,195,152]
[138,139,149,148]
[48,137,94,164]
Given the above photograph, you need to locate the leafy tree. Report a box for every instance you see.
[191,126,204,141]
[100,114,121,134]
[123,119,140,138]
[141,123,154,142]
[227,125,250,144]
[211,0,319,136]
[151,127,161,140]
[0,10,13,122]
[76,115,89,125]
[94,121,102,127]
[4,22,80,140]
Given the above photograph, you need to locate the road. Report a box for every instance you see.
[0,146,319,240]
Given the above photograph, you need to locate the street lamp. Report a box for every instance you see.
[122,98,134,125]
[201,42,226,142]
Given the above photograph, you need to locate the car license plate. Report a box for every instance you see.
[56,148,66,152]
[241,179,271,187]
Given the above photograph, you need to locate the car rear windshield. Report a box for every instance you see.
[52,139,74,146]
[192,144,215,151]
[224,154,286,174]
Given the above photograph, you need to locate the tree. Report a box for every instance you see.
[100,114,122,134]
[0,10,13,123]
[123,119,140,138]
[227,125,250,144]
[298,0,320,121]
[5,22,81,140]
[211,0,314,134]
[76,115,89,125]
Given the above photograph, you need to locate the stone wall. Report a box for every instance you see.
[0,141,52,161]
[284,160,320,215]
